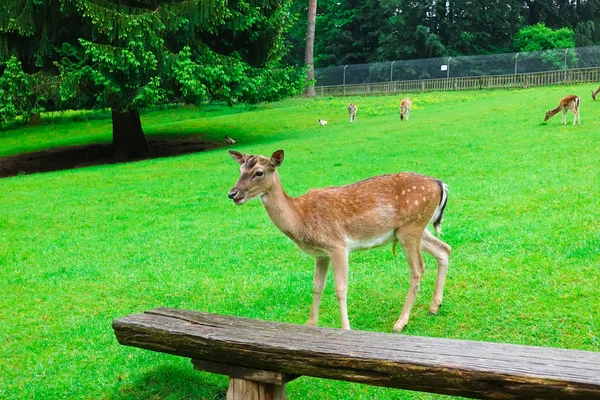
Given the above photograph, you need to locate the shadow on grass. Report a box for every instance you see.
[0,133,225,178]
[112,364,227,400]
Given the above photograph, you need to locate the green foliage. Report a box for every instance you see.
[1,0,304,126]
[173,44,304,106]
[286,0,600,67]
[0,56,44,125]
[514,24,575,52]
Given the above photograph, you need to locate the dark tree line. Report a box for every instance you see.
[286,0,600,68]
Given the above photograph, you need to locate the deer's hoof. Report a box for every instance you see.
[393,320,408,333]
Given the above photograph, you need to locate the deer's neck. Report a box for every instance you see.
[549,106,563,116]
[260,172,301,238]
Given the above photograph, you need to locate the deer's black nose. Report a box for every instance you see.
[228,190,238,199]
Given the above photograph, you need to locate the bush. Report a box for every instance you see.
[0,56,45,126]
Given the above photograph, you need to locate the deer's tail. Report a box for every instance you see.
[431,180,448,236]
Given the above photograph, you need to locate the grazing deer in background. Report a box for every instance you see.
[544,95,581,125]
[400,98,412,121]
[227,149,451,332]
[348,103,358,123]
[319,119,328,126]
[592,86,600,100]
[225,135,236,144]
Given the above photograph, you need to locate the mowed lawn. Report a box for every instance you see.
[1,86,599,399]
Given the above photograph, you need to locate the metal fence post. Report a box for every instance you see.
[564,49,569,82]
[390,61,395,82]
[447,57,452,79]
[515,52,519,75]
[343,65,348,86]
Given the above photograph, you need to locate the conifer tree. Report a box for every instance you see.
[1,0,302,159]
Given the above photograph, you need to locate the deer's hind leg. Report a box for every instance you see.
[420,229,451,315]
[570,104,580,125]
[393,229,426,332]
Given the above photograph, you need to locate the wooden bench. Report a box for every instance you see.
[112,308,600,399]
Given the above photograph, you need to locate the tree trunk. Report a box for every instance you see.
[111,108,149,161]
[304,0,317,97]
[524,0,541,25]
[28,113,42,126]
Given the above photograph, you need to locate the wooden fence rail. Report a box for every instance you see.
[315,67,600,96]
[113,308,600,400]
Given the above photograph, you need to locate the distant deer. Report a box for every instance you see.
[348,103,358,123]
[592,86,600,100]
[227,150,451,332]
[319,119,328,126]
[400,98,412,121]
[544,95,580,125]
[225,135,236,144]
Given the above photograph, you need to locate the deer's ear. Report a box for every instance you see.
[228,150,246,165]
[270,149,285,168]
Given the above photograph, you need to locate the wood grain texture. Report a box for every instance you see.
[112,308,600,399]
[226,378,286,400]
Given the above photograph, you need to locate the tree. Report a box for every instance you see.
[304,0,317,96]
[1,0,303,158]
[0,57,44,126]
[514,23,575,52]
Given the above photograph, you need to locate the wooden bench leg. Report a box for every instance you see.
[191,359,297,400]
[227,377,286,400]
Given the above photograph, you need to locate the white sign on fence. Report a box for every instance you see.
[441,65,448,71]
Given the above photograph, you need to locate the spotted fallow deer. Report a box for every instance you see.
[592,86,600,100]
[544,95,581,125]
[227,149,451,332]
[400,98,412,121]
[348,103,358,123]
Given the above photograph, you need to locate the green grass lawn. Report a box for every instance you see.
[1,85,599,399]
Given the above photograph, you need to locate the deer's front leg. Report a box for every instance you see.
[329,248,351,330]
[308,256,330,326]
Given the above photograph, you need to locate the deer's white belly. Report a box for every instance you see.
[346,231,395,252]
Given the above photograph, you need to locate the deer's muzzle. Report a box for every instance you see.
[228,188,247,205]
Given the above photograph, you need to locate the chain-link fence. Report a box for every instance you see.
[315,46,600,87]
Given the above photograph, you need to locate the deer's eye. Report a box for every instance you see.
[255,170,264,177]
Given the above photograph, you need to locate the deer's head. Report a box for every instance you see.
[228,150,284,205]
[543,110,552,122]
[592,90,597,101]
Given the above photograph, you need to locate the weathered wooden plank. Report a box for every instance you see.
[113,308,600,399]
